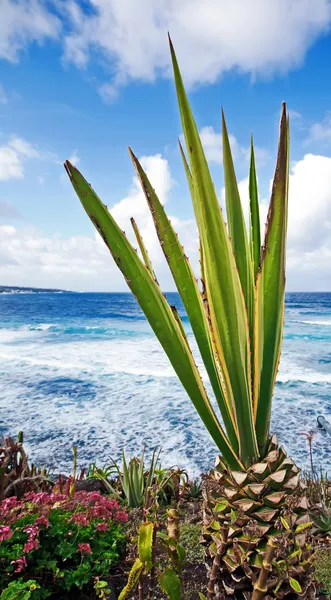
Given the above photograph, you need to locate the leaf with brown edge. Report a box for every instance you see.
[255,104,289,454]
[169,34,258,466]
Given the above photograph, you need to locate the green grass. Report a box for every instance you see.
[314,548,331,595]
[180,523,204,564]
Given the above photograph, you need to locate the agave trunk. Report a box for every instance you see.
[202,436,314,599]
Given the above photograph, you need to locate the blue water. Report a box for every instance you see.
[0,291,330,475]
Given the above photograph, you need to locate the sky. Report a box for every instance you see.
[1,0,331,292]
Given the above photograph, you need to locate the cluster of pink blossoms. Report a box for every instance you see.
[0,526,13,541]
[0,490,128,573]
[78,543,92,555]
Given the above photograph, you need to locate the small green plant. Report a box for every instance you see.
[179,522,204,563]
[94,578,112,599]
[96,448,161,508]
[155,465,188,505]
[312,507,331,535]
[182,479,202,501]
[0,491,127,598]
[314,549,331,595]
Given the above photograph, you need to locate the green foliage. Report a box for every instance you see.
[183,479,202,500]
[314,549,331,595]
[120,520,184,600]
[93,448,161,508]
[65,36,289,469]
[159,568,181,600]
[179,522,204,563]
[312,508,331,534]
[0,580,40,600]
[289,577,302,593]
[94,579,113,599]
[0,492,127,598]
[155,466,188,505]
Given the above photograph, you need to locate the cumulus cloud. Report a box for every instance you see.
[62,0,331,95]
[199,126,269,167]
[2,150,331,291]
[0,135,55,180]
[67,150,80,166]
[9,136,42,159]
[0,0,60,62]
[0,147,23,180]
[306,112,331,145]
[222,153,331,291]
[1,1,331,96]
[0,153,197,291]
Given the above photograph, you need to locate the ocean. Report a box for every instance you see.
[0,291,330,476]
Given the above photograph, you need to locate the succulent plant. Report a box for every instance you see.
[65,35,313,599]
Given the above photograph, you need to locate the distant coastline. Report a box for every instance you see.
[0,285,73,294]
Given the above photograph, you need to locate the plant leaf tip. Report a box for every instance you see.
[64,160,73,179]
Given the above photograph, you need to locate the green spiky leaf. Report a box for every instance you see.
[169,35,258,465]
[255,104,289,453]
[249,136,261,281]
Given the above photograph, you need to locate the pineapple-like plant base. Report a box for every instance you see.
[202,435,315,599]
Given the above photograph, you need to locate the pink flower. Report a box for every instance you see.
[115,511,129,523]
[23,538,39,553]
[0,526,13,541]
[2,497,19,510]
[78,543,92,555]
[96,522,108,532]
[11,556,27,573]
[23,525,39,537]
[71,513,89,526]
[34,516,49,528]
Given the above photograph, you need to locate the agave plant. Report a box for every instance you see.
[65,38,314,599]
[97,448,160,508]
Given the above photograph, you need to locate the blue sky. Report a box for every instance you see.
[1,0,331,291]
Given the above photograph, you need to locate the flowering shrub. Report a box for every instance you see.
[0,491,128,598]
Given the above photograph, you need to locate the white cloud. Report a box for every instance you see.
[220,153,331,290]
[199,125,268,166]
[0,135,54,180]
[2,151,331,291]
[0,0,60,63]
[306,112,331,144]
[1,1,330,97]
[0,153,197,291]
[287,154,331,252]
[9,136,42,158]
[68,150,80,166]
[63,0,331,95]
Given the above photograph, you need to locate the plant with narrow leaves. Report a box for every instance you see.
[65,36,314,598]
[99,448,160,508]
[183,479,203,501]
[312,507,331,535]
